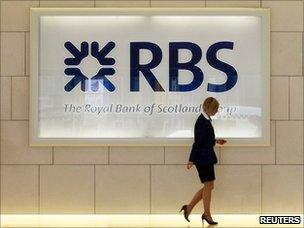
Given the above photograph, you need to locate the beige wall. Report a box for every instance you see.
[0,0,303,214]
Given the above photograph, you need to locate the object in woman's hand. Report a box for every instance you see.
[216,139,227,145]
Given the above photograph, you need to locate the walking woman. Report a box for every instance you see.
[180,97,226,225]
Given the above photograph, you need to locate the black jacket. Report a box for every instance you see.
[189,113,218,165]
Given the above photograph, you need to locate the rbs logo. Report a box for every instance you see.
[64,41,238,93]
[64,41,116,92]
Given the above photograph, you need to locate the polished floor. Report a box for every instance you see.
[1,214,303,227]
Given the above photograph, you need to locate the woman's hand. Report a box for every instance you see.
[187,161,194,170]
[216,138,227,145]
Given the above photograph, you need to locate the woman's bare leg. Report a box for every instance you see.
[187,187,204,214]
[202,181,214,219]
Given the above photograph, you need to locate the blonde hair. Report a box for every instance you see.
[203,97,219,113]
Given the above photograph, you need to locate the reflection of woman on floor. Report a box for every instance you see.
[180,97,227,225]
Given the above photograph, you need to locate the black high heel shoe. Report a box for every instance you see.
[179,205,190,222]
[202,213,218,225]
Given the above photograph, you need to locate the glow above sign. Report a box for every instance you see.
[30,8,270,146]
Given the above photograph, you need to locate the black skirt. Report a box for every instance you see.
[195,164,215,183]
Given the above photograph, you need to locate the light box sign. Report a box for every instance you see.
[30,8,270,146]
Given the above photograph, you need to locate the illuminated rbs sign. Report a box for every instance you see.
[64,41,238,93]
[30,8,270,146]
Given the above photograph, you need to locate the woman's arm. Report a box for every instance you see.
[187,119,209,169]
[187,161,194,169]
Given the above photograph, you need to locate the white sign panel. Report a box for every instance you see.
[30,8,270,146]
